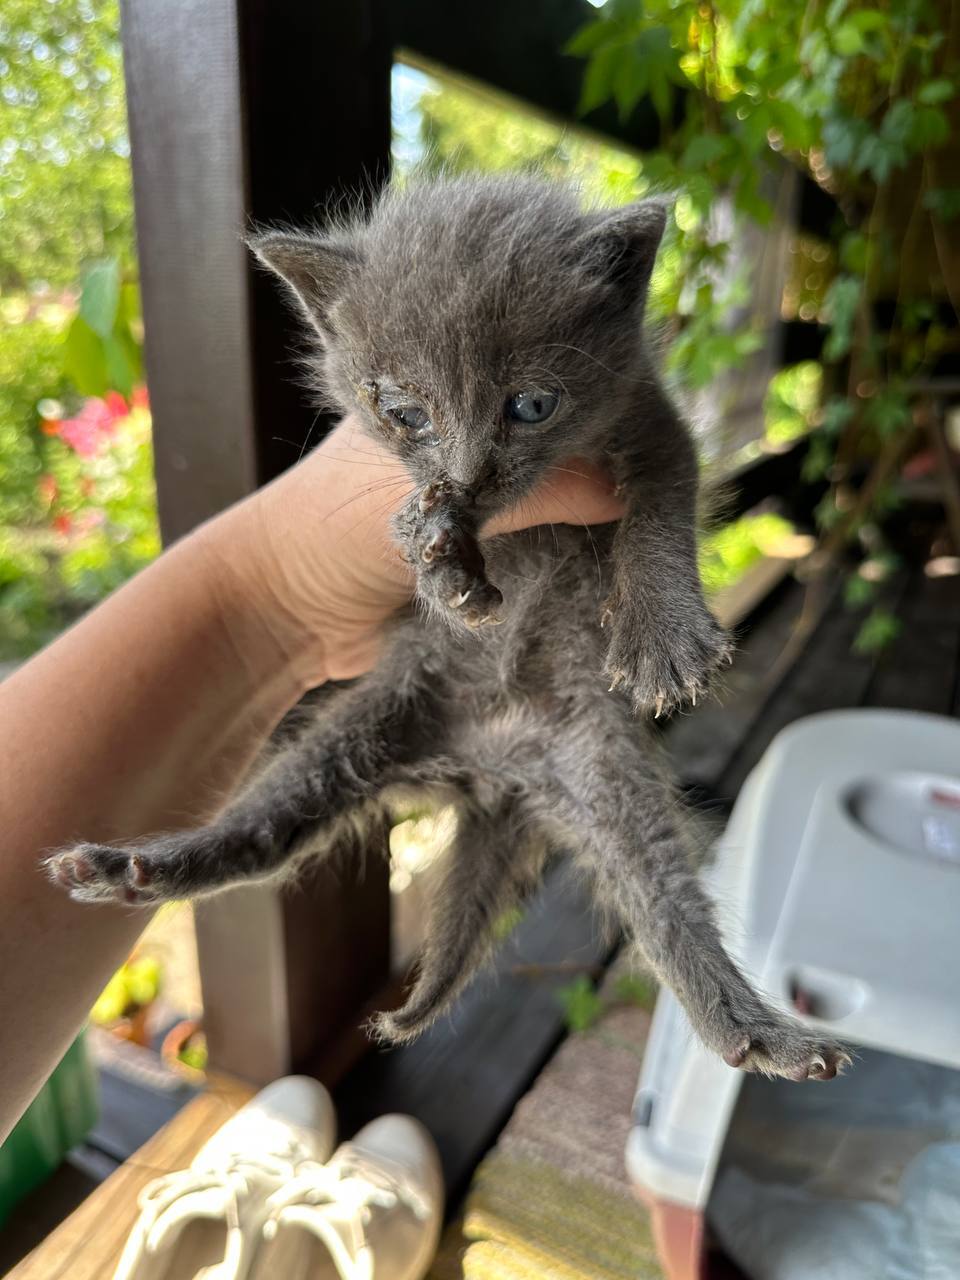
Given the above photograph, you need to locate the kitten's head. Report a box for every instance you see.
[250,176,666,515]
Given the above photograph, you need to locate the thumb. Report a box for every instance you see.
[484,458,625,537]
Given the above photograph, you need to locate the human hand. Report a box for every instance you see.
[210,416,625,687]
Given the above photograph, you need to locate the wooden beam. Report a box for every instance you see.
[120,0,393,1084]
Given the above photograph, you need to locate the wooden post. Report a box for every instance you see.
[120,0,392,1083]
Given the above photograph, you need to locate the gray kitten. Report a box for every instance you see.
[48,176,848,1081]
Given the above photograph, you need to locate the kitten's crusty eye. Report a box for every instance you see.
[387,405,439,445]
[505,389,560,425]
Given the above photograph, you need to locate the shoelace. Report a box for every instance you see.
[263,1151,432,1246]
[138,1144,309,1232]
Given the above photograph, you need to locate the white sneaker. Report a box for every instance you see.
[251,1115,444,1280]
[114,1076,337,1280]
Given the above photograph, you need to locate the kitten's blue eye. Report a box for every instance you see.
[505,389,560,425]
[387,405,438,444]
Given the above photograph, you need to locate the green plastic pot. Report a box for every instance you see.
[0,1032,99,1227]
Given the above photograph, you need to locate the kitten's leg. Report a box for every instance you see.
[45,681,425,906]
[393,484,503,628]
[602,390,731,715]
[372,797,545,1042]
[549,735,849,1080]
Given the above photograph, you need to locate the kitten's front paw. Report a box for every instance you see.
[398,490,504,628]
[602,594,732,716]
[45,842,163,905]
[44,831,209,905]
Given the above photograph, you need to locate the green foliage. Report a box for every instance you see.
[0,1,157,661]
[409,74,644,206]
[90,955,162,1024]
[0,394,161,660]
[0,0,134,291]
[854,606,902,655]
[556,974,605,1033]
[65,260,143,397]
[491,906,525,942]
[764,362,822,445]
[612,972,658,1010]
[566,0,957,586]
[700,512,796,594]
[0,305,69,527]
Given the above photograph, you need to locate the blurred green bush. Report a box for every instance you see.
[0,1,156,661]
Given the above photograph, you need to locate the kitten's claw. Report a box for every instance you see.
[608,670,625,693]
[601,591,732,718]
[599,606,614,630]
[464,608,502,628]
[418,481,448,515]
[421,530,451,565]
[447,588,471,609]
[720,1028,851,1082]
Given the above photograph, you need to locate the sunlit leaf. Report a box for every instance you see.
[79,258,121,340]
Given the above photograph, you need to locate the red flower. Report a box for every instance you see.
[131,385,150,412]
[105,391,128,420]
[53,513,73,536]
[57,396,126,457]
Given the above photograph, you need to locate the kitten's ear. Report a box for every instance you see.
[575,197,670,298]
[247,231,361,334]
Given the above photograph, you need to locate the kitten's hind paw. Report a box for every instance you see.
[44,843,160,906]
[721,1025,852,1081]
[366,1006,432,1046]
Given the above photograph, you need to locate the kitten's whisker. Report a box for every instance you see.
[338,484,416,542]
[298,409,325,462]
[539,342,654,385]
[541,481,604,597]
[319,477,412,526]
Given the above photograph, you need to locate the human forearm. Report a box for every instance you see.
[0,500,305,1140]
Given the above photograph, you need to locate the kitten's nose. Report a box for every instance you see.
[446,445,496,492]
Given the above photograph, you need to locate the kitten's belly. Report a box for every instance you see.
[438,526,614,706]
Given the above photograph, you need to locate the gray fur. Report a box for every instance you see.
[47,176,848,1081]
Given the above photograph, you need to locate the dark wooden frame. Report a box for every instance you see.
[121,0,393,1082]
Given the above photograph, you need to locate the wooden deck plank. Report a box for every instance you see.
[864,569,960,716]
[713,570,912,802]
[4,1076,253,1280]
[664,576,809,802]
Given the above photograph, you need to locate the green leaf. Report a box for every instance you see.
[924,187,960,221]
[104,334,135,398]
[834,22,865,55]
[911,106,949,149]
[918,78,955,105]
[63,314,108,397]
[613,972,658,1010]
[865,386,910,437]
[564,20,614,57]
[821,396,855,436]
[579,44,626,115]
[823,275,861,361]
[854,607,901,655]
[844,573,876,607]
[680,133,730,171]
[79,258,121,340]
[556,975,604,1033]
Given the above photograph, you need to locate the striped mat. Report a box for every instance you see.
[429,971,664,1279]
